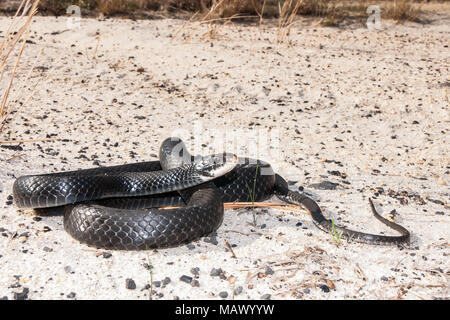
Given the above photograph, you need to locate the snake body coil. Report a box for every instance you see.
[13,138,410,249]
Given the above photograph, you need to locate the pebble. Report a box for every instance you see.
[43,247,53,252]
[153,281,161,288]
[309,181,338,190]
[219,291,228,298]
[14,287,29,300]
[162,277,171,286]
[191,279,200,287]
[125,278,136,290]
[67,292,76,299]
[102,252,112,259]
[191,267,200,276]
[64,266,75,274]
[261,294,271,300]
[265,266,274,275]
[203,236,218,245]
[210,268,223,277]
[234,286,243,295]
[180,275,193,284]
[319,285,330,293]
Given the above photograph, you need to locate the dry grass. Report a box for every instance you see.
[0,0,40,135]
[24,1,427,23]
[385,0,422,21]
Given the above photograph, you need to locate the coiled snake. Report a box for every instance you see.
[13,137,410,249]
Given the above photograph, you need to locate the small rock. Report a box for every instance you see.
[309,181,338,190]
[180,275,193,284]
[67,292,76,299]
[203,236,218,245]
[319,285,330,293]
[43,246,53,252]
[162,277,171,286]
[261,294,271,300]
[265,266,274,275]
[102,252,112,259]
[64,266,75,274]
[125,278,136,290]
[210,268,223,277]
[153,281,161,288]
[219,291,228,298]
[303,288,310,294]
[191,280,200,287]
[381,276,389,281]
[14,288,29,300]
[191,267,200,276]
[234,286,243,295]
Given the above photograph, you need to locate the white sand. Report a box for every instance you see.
[0,14,449,300]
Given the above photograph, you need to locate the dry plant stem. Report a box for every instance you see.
[0,46,44,128]
[159,202,308,214]
[0,27,31,118]
[0,55,54,133]
[224,239,237,258]
[0,0,38,73]
[171,11,199,41]
[0,0,40,133]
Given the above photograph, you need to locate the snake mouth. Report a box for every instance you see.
[195,153,238,178]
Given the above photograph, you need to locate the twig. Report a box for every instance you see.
[224,239,237,258]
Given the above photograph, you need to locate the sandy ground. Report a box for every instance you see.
[0,13,449,300]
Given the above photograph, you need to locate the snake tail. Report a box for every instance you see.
[273,174,410,245]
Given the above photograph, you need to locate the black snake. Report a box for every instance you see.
[13,137,410,249]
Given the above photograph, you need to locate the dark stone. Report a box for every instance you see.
[125,278,136,290]
[309,181,338,190]
[64,266,75,274]
[191,267,200,276]
[102,252,112,259]
[261,294,271,300]
[265,266,274,275]
[180,275,193,284]
[210,268,223,277]
[13,288,29,300]
[219,291,228,298]
[191,280,200,287]
[234,286,243,295]
[162,277,171,285]
[319,285,330,293]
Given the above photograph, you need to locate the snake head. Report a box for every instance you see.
[194,153,238,178]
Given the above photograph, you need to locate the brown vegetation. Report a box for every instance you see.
[32,1,425,23]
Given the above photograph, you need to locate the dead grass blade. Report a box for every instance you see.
[0,0,41,135]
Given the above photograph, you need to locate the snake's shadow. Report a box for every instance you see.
[157,195,321,257]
